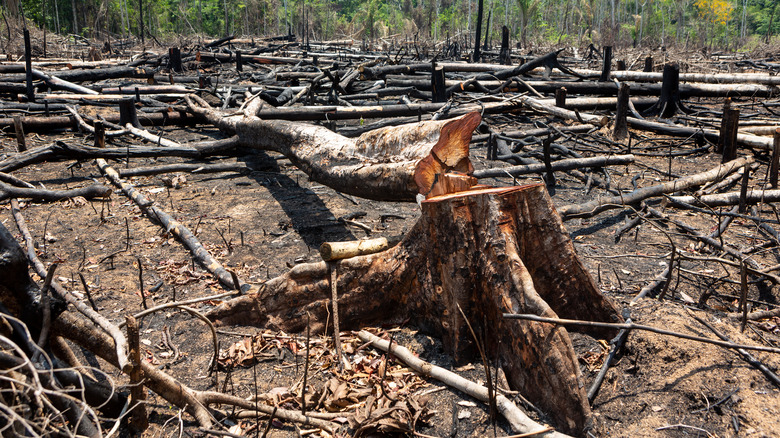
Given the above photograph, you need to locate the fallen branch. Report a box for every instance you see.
[357,330,571,438]
[96,159,242,291]
[10,199,130,371]
[668,189,780,208]
[54,311,337,432]
[473,155,634,179]
[503,314,780,354]
[558,156,754,219]
[0,181,111,202]
[689,311,780,388]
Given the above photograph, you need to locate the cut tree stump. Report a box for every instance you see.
[208,183,621,435]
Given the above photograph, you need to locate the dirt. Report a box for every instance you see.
[2,54,780,437]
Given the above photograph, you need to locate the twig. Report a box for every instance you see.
[587,310,632,404]
[687,310,780,388]
[33,262,58,360]
[301,312,311,416]
[502,313,780,355]
[328,263,344,371]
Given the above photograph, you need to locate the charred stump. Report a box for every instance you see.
[642,62,692,118]
[499,25,511,65]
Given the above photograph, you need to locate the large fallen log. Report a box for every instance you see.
[186,95,482,201]
[207,183,621,435]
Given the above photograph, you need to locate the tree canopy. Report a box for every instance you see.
[11,0,780,49]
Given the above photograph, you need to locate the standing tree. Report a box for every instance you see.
[517,0,537,48]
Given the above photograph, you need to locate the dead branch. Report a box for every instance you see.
[558,156,754,219]
[474,154,634,179]
[357,330,572,438]
[689,311,780,388]
[0,181,111,202]
[9,199,130,371]
[503,314,780,355]
[96,159,242,291]
[668,189,780,208]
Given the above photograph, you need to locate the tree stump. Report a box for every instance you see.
[208,183,621,434]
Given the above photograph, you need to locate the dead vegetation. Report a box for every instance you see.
[0,31,779,438]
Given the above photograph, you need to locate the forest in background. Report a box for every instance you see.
[4,0,780,53]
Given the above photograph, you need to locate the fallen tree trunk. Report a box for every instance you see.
[186,95,481,201]
[572,68,780,86]
[668,189,780,208]
[628,117,775,150]
[207,183,621,435]
[0,111,205,133]
[385,77,779,97]
[0,136,238,173]
[1,66,154,83]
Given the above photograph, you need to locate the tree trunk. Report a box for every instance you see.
[473,0,484,62]
[208,183,621,435]
[186,96,481,202]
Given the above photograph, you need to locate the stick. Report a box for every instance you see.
[688,311,780,388]
[328,263,344,370]
[96,159,242,291]
[587,313,632,404]
[357,330,571,437]
[502,314,780,355]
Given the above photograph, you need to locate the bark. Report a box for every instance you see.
[207,183,621,435]
[187,95,482,201]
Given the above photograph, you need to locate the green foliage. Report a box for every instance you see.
[18,0,780,49]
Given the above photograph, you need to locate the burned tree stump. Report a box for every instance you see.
[642,62,692,118]
[208,132,622,434]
